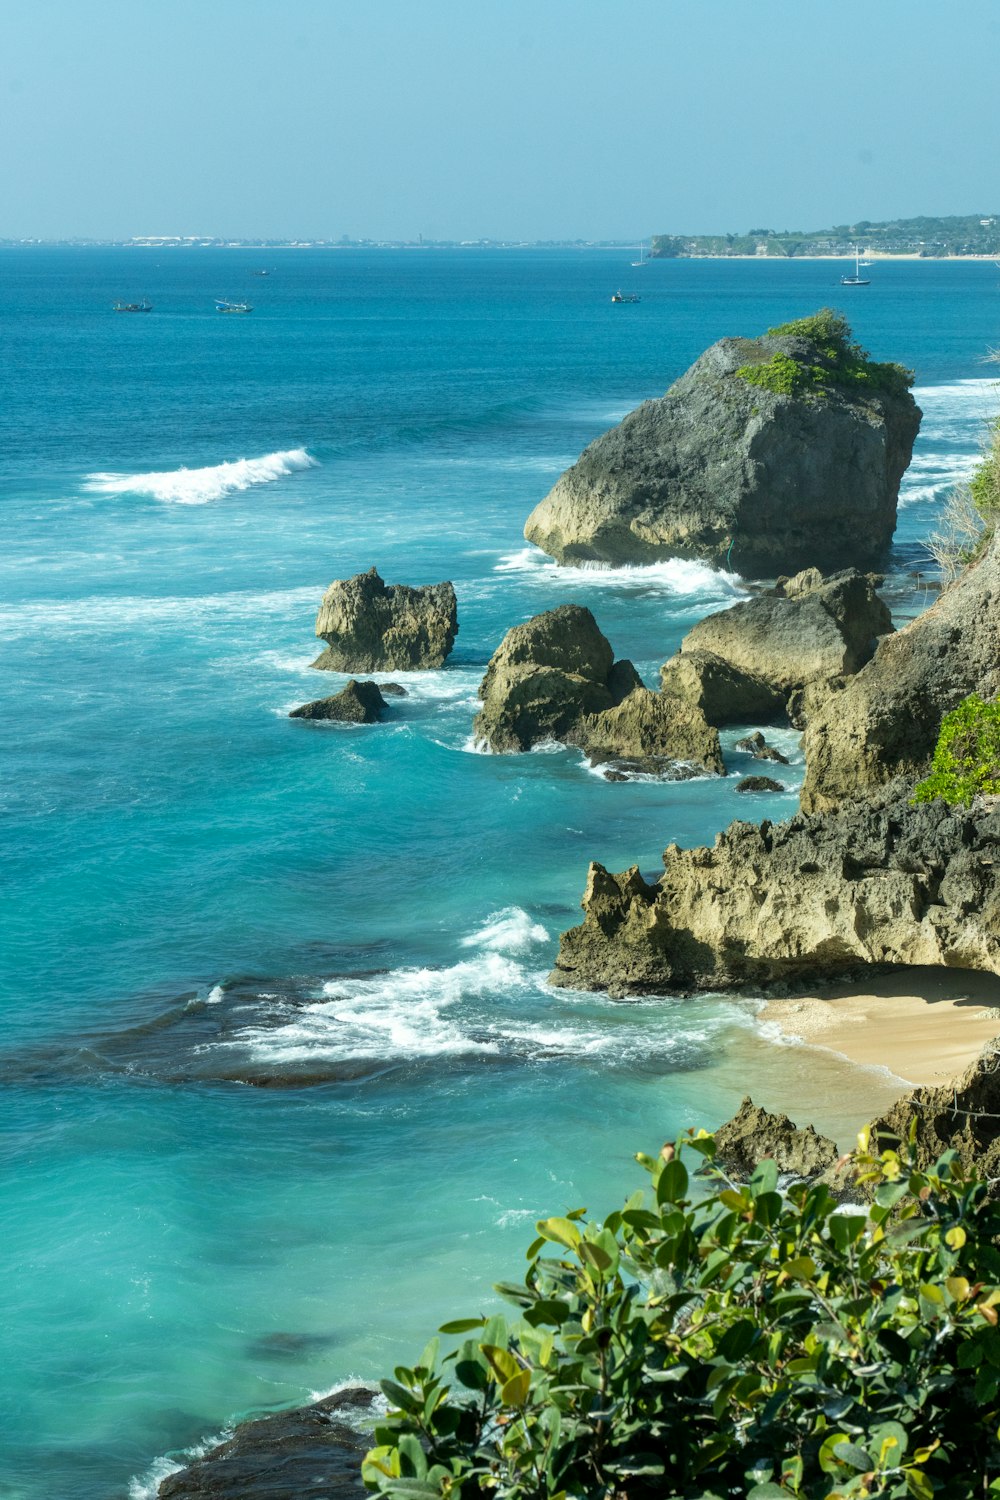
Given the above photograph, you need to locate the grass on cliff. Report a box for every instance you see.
[736,309,913,401]
[364,1130,1000,1500]
[913,692,1000,806]
[926,411,1000,579]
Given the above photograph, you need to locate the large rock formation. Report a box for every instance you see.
[289,680,387,722]
[868,1042,1000,1183]
[550,781,1000,997]
[523,315,920,576]
[312,568,458,672]
[158,1386,373,1498]
[802,533,1000,812]
[474,605,722,776]
[657,650,785,726]
[678,569,892,699]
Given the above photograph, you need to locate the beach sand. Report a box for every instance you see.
[760,968,1000,1089]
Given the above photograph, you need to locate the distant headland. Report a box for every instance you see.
[651,212,1000,259]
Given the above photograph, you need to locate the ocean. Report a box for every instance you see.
[1,248,997,1497]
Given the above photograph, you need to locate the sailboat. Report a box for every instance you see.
[630,240,648,267]
[840,247,870,286]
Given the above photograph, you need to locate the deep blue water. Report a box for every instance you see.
[1,248,998,1497]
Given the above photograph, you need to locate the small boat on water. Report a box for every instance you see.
[840,247,870,286]
[252,269,270,277]
[611,290,641,303]
[215,299,253,314]
[631,240,648,267]
[113,301,152,313]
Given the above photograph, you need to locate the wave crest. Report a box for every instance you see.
[85,448,318,504]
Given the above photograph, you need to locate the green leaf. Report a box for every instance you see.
[749,1157,779,1196]
[480,1343,520,1383]
[579,1240,612,1271]
[747,1485,791,1499]
[535,1216,582,1250]
[438,1317,485,1334]
[379,1379,421,1415]
[501,1368,532,1406]
[819,1432,854,1475]
[833,1440,873,1471]
[905,1470,934,1500]
[657,1157,689,1204]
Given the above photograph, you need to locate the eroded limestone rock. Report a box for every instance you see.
[312,567,458,672]
[289,679,387,722]
[524,323,920,576]
[658,650,785,727]
[713,1097,839,1180]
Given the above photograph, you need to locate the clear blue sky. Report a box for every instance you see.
[4,0,1000,241]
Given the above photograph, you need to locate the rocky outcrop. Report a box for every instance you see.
[679,569,892,699]
[523,319,920,576]
[474,605,723,776]
[713,1097,839,1180]
[550,781,1000,997]
[735,775,784,794]
[569,686,724,777]
[158,1386,373,1498]
[867,1042,1000,1185]
[658,650,785,726]
[735,731,789,765]
[289,680,387,722]
[802,533,1000,812]
[312,568,458,672]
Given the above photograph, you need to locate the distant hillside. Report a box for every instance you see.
[651,213,1000,259]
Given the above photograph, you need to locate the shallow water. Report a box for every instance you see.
[1,248,997,1497]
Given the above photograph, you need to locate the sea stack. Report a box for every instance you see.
[523,311,920,577]
[311,567,458,672]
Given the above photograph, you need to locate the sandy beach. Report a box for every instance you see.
[760,968,1000,1088]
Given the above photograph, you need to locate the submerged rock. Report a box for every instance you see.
[523,316,920,576]
[735,775,784,793]
[713,1097,839,1180]
[735,730,789,765]
[658,650,785,727]
[312,567,458,672]
[289,680,387,722]
[802,530,1000,812]
[680,569,892,699]
[158,1386,374,1498]
[474,605,722,776]
[378,682,409,697]
[549,781,1000,997]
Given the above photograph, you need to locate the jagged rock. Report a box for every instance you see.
[735,731,789,765]
[378,682,409,697]
[158,1386,373,1498]
[312,567,457,672]
[735,775,784,793]
[523,321,920,576]
[680,569,892,698]
[549,780,1000,997]
[803,532,1000,812]
[569,686,724,778]
[867,1042,1000,1187]
[474,604,636,752]
[713,1097,839,1179]
[658,650,785,726]
[289,680,386,722]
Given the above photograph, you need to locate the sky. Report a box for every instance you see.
[4,0,1000,242]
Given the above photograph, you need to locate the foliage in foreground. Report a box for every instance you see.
[363,1130,1000,1500]
[925,411,1000,578]
[913,691,1000,806]
[736,309,913,401]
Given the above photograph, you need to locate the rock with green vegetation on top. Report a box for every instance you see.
[524,311,920,577]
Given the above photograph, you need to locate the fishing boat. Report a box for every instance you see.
[113,300,152,313]
[215,299,253,314]
[840,248,870,286]
[611,290,641,304]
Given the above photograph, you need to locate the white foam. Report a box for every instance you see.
[0,585,322,638]
[85,448,318,504]
[461,906,549,954]
[495,547,746,600]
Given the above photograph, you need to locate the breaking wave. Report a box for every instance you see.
[84,448,318,504]
[495,548,745,601]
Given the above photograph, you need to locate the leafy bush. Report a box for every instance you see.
[736,309,913,401]
[913,692,1000,806]
[363,1132,1000,1499]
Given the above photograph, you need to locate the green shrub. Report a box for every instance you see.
[364,1132,1000,1500]
[736,309,913,401]
[913,692,1000,806]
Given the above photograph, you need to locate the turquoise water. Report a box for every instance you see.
[1,249,998,1497]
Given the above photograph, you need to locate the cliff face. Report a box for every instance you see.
[550,783,1000,997]
[801,532,1000,812]
[523,327,920,577]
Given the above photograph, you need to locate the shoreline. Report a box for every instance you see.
[759,967,1000,1088]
